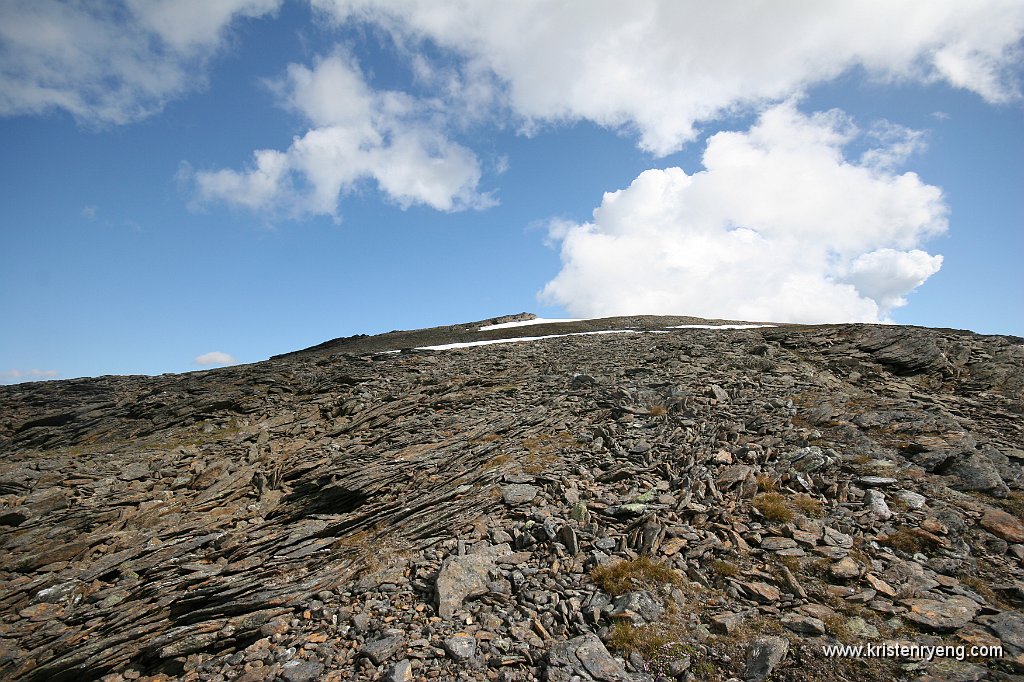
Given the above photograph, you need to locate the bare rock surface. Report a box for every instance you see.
[1,313,1023,681]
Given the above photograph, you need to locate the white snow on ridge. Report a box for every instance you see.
[419,329,636,351]
[670,324,777,330]
[478,318,582,331]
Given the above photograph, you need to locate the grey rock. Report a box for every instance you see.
[944,452,1010,497]
[608,591,664,623]
[502,484,539,505]
[986,610,1024,656]
[744,636,789,682]
[711,611,746,636]
[782,615,826,636]
[436,553,495,618]
[280,660,325,682]
[822,527,854,549]
[864,489,892,521]
[858,476,898,487]
[443,632,477,662]
[385,659,414,682]
[360,634,405,665]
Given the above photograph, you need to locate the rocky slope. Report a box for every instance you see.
[1,314,1023,682]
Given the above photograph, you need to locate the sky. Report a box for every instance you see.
[1,1,1022,383]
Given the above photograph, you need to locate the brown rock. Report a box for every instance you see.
[981,508,1024,544]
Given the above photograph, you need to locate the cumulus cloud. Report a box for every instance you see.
[540,102,947,324]
[1,369,59,385]
[314,0,1024,154]
[192,52,491,217]
[0,0,280,125]
[194,351,238,366]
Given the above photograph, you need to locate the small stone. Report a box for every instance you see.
[279,660,324,682]
[385,659,414,682]
[443,633,477,662]
[830,557,860,580]
[897,490,927,509]
[760,537,798,551]
[858,476,898,487]
[743,581,781,604]
[823,527,854,549]
[744,636,789,682]
[360,635,405,665]
[864,489,892,521]
[782,615,826,636]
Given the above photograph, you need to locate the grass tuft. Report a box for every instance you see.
[591,557,683,596]
[752,492,794,523]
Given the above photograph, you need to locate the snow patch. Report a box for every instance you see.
[478,318,583,331]
[419,329,637,351]
[669,324,777,330]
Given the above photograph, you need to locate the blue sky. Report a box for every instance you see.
[1,1,1022,383]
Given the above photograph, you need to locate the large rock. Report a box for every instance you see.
[546,633,634,681]
[944,453,1010,497]
[903,596,981,632]
[435,544,509,618]
[981,507,1024,543]
[744,636,789,681]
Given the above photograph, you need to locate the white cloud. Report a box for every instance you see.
[192,52,491,217]
[540,102,948,324]
[314,0,1024,154]
[1,368,59,385]
[860,121,929,171]
[0,0,280,125]
[194,351,238,366]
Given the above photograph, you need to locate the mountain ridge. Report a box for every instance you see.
[1,315,1023,681]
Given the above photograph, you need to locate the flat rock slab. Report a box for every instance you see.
[903,596,981,632]
[280,660,325,682]
[981,507,1024,544]
[547,632,635,681]
[502,484,539,505]
[761,536,798,551]
[986,610,1024,655]
[360,634,405,665]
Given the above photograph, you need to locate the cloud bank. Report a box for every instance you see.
[0,0,281,125]
[194,351,238,366]
[1,368,59,385]
[192,53,491,218]
[541,103,947,324]
[315,0,1024,154]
